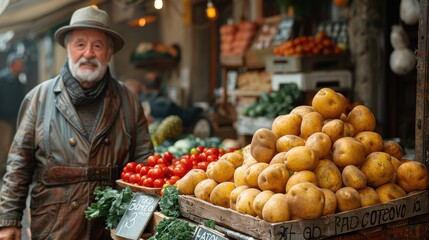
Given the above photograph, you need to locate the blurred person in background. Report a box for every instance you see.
[0,53,26,177]
[0,6,153,240]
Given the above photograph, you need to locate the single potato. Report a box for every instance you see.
[375,183,406,203]
[276,135,305,153]
[262,193,290,222]
[230,185,249,210]
[321,188,337,216]
[218,152,244,168]
[244,162,270,188]
[346,105,376,134]
[342,165,367,190]
[176,169,208,195]
[209,182,236,208]
[290,105,315,117]
[258,163,289,193]
[270,152,287,165]
[358,187,381,207]
[194,178,218,202]
[253,190,275,218]
[354,131,384,156]
[383,140,404,160]
[332,137,367,168]
[285,146,319,172]
[312,88,347,119]
[322,119,345,143]
[396,161,429,193]
[286,170,319,192]
[360,152,395,188]
[250,128,277,163]
[300,111,324,140]
[305,132,332,159]
[236,188,262,216]
[336,187,361,212]
[286,182,325,219]
[271,113,302,138]
[314,159,343,192]
[210,159,236,183]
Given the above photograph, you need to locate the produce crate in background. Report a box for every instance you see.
[178,191,429,240]
[236,115,274,136]
[265,54,350,74]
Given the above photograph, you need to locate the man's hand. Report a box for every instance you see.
[0,227,21,240]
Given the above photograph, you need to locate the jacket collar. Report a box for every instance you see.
[53,76,121,142]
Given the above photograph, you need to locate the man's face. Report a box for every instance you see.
[66,28,113,88]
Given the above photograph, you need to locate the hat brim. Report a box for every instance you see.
[54,24,125,53]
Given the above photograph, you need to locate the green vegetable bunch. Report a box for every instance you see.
[159,185,181,217]
[149,217,196,240]
[84,186,134,230]
[243,83,302,118]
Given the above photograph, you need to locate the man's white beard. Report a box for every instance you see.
[68,57,107,84]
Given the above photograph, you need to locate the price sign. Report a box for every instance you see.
[114,192,160,240]
[273,17,295,45]
[192,225,228,240]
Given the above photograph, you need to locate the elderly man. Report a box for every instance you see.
[0,6,153,240]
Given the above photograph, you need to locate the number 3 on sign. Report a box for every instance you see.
[123,212,138,229]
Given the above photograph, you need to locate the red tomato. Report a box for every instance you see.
[135,163,145,174]
[140,175,148,185]
[153,178,166,188]
[125,162,137,172]
[180,157,193,170]
[122,172,131,182]
[205,148,219,156]
[140,165,150,176]
[206,154,218,162]
[197,161,209,171]
[147,155,158,166]
[143,177,154,187]
[129,174,138,184]
[199,152,207,162]
[122,166,127,173]
[173,163,187,178]
[163,152,174,162]
[148,167,165,179]
[197,146,205,153]
[167,175,180,185]
[190,154,200,163]
[168,165,175,174]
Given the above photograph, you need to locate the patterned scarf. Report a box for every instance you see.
[61,60,109,106]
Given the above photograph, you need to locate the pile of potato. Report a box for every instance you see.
[175,88,429,223]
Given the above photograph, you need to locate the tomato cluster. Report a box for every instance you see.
[121,146,228,188]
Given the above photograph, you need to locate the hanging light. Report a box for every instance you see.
[206,0,217,20]
[154,0,163,10]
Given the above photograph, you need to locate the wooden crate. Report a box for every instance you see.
[245,48,275,69]
[220,55,245,67]
[178,191,428,240]
[265,54,349,73]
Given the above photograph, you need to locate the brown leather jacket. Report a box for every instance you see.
[0,76,154,239]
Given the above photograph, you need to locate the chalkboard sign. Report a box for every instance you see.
[192,225,228,240]
[114,192,160,240]
[273,17,295,45]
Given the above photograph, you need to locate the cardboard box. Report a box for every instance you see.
[178,191,428,240]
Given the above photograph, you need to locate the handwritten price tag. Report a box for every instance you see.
[115,192,160,240]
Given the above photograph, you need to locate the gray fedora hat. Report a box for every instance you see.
[54,6,124,53]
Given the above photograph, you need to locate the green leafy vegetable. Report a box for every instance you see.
[149,217,196,240]
[159,185,181,217]
[203,220,216,229]
[84,186,134,230]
